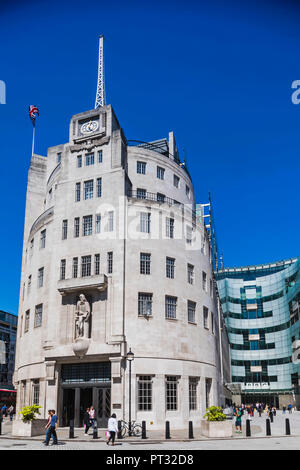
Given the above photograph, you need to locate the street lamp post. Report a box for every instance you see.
[127,348,134,436]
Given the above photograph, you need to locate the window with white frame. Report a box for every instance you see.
[84,180,94,200]
[203,306,209,329]
[40,230,46,249]
[140,212,151,233]
[98,150,103,163]
[37,267,44,288]
[202,271,207,292]
[85,153,94,166]
[140,253,151,275]
[187,264,194,284]
[138,376,152,411]
[107,252,113,274]
[75,182,81,202]
[186,225,192,245]
[24,310,30,333]
[97,177,102,198]
[188,300,196,323]
[77,155,82,168]
[62,219,68,240]
[73,257,78,278]
[137,161,146,174]
[32,380,40,405]
[81,256,91,277]
[157,166,165,180]
[173,174,180,188]
[94,254,100,275]
[165,296,177,319]
[157,192,165,202]
[189,377,198,411]
[74,217,80,238]
[137,188,146,199]
[95,214,101,234]
[83,215,93,236]
[34,304,43,328]
[166,257,175,279]
[60,259,66,280]
[166,217,174,238]
[166,376,178,410]
[138,293,152,316]
[107,211,114,232]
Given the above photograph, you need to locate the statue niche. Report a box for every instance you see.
[75,293,91,339]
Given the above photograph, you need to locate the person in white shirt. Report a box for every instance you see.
[107,413,118,446]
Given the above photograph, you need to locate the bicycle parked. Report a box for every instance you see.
[119,420,142,437]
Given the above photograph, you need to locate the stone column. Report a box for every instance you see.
[153,374,165,428]
[74,388,80,427]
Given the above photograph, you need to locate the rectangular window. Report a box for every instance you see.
[81,256,91,277]
[95,214,101,234]
[75,182,81,202]
[211,312,214,334]
[57,153,61,164]
[24,310,30,333]
[85,153,94,166]
[97,177,102,198]
[140,253,151,275]
[34,304,43,328]
[166,217,174,238]
[73,257,78,278]
[74,217,80,238]
[98,150,103,163]
[173,175,180,188]
[157,192,165,202]
[77,155,82,168]
[202,271,207,292]
[28,275,32,294]
[107,252,113,274]
[62,220,68,240]
[138,293,153,316]
[140,212,151,233]
[157,166,165,180]
[60,259,66,280]
[84,180,94,200]
[187,264,194,285]
[83,215,93,236]
[165,296,177,319]
[186,226,192,245]
[137,161,146,174]
[37,267,44,288]
[138,376,152,411]
[137,188,146,199]
[94,254,100,275]
[32,380,40,405]
[166,257,175,279]
[188,300,196,323]
[189,378,198,411]
[107,211,114,232]
[166,376,177,410]
[203,306,209,329]
[40,229,46,249]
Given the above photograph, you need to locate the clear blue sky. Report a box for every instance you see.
[1,0,300,314]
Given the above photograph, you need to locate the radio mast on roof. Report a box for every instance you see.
[95,35,106,109]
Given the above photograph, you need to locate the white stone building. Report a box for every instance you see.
[14,105,231,429]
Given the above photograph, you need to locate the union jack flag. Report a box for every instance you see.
[29,105,39,125]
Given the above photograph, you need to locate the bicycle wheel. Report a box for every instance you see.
[133,424,142,437]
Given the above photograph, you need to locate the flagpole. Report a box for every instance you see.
[31,122,35,157]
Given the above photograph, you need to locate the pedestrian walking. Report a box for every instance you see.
[84,407,91,434]
[8,405,14,421]
[44,410,58,446]
[234,407,242,433]
[43,410,52,444]
[89,406,95,428]
[282,406,286,414]
[106,413,118,446]
[288,404,292,414]
[1,404,7,418]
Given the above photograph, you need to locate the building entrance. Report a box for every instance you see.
[241,393,279,408]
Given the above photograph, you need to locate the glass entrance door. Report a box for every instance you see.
[62,388,75,426]
[98,387,111,428]
[80,388,93,427]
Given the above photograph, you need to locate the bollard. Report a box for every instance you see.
[269,412,273,423]
[117,420,123,439]
[93,420,98,439]
[69,419,74,439]
[266,418,271,436]
[165,421,171,439]
[246,419,251,437]
[189,421,194,439]
[142,421,146,439]
[286,418,291,435]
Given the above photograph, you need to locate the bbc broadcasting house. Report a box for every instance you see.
[13,104,231,429]
[216,257,300,409]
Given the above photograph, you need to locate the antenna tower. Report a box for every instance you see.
[95,35,106,109]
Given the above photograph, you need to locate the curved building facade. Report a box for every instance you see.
[14,105,230,429]
[216,257,300,408]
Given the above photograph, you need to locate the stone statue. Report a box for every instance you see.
[75,294,90,339]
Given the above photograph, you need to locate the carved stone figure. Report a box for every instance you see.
[75,294,91,339]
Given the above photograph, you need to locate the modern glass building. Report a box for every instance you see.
[0,310,17,390]
[215,257,300,408]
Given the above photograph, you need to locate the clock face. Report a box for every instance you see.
[80,120,99,135]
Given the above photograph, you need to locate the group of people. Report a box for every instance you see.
[0,404,14,421]
[233,402,295,433]
[83,406,118,445]
[44,409,58,446]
